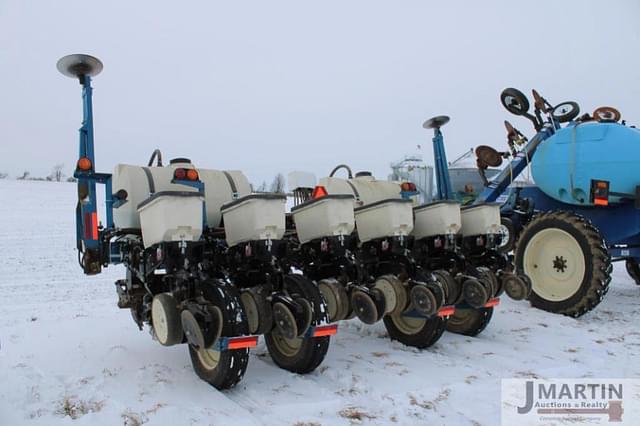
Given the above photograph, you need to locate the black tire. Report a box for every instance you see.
[265,274,330,374]
[500,87,530,115]
[383,315,446,349]
[515,211,611,317]
[626,259,640,285]
[498,217,516,254]
[445,307,493,336]
[151,293,183,346]
[433,270,462,305]
[188,280,250,390]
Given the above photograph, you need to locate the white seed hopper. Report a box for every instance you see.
[412,200,462,239]
[460,203,501,236]
[221,194,287,247]
[137,191,204,248]
[354,199,413,243]
[291,194,355,244]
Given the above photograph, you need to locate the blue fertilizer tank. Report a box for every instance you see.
[531,121,640,206]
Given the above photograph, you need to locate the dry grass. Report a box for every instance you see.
[58,397,104,419]
[338,406,376,422]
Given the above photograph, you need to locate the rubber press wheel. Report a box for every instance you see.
[383,315,447,349]
[188,279,250,390]
[265,274,331,374]
[515,211,611,317]
[445,307,494,337]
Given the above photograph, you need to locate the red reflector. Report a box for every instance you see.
[437,306,456,317]
[311,185,328,199]
[84,212,98,240]
[484,297,500,308]
[312,324,338,337]
[174,168,187,180]
[594,197,609,206]
[227,336,258,350]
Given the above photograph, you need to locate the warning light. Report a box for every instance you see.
[591,179,610,206]
[77,157,92,171]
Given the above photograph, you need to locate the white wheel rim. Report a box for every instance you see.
[497,224,510,249]
[523,228,586,301]
[374,277,398,314]
[391,315,426,335]
[197,348,221,370]
[151,297,169,344]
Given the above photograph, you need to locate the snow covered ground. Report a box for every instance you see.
[1,179,640,425]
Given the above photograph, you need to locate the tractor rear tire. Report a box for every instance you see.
[625,259,640,285]
[188,280,250,390]
[265,274,330,374]
[515,211,611,317]
[383,315,447,349]
[445,307,494,337]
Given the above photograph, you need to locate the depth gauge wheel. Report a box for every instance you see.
[188,280,250,390]
[445,307,494,336]
[383,315,447,349]
[515,211,611,317]
[265,274,331,374]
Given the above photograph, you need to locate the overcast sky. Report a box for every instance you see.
[1,0,639,186]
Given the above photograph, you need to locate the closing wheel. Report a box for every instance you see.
[625,259,640,285]
[409,285,438,317]
[188,280,250,390]
[351,289,384,324]
[383,315,446,349]
[501,273,530,301]
[240,288,273,335]
[265,274,331,374]
[434,270,462,305]
[151,293,183,346]
[445,307,494,337]
[462,278,490,308]
[477,267,500,297]
[318,279,350,322]
[515,211,611,317]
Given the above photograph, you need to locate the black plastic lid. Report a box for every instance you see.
[221,193,287,211]
[414,200,461,212]
[355,171,373,178]
[169,157,192,165]
[354,197,411,212]
[137,191,202,210]
[291,194,354,212]
[461,202,501,211]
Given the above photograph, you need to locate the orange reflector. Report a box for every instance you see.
[484,297,500,308]
[84,211,98,240]
[312,323,338,337]
[186,169,199,181]
[437,305,456,317]
[227,336,258,350]
[594,197,609,206]
[311,185,328,199]
[77,157,92,171]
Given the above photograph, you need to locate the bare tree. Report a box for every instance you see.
[17,171,30,180]
[49,164,65,182]
[269,173,286,194]
[255,181,268,193]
